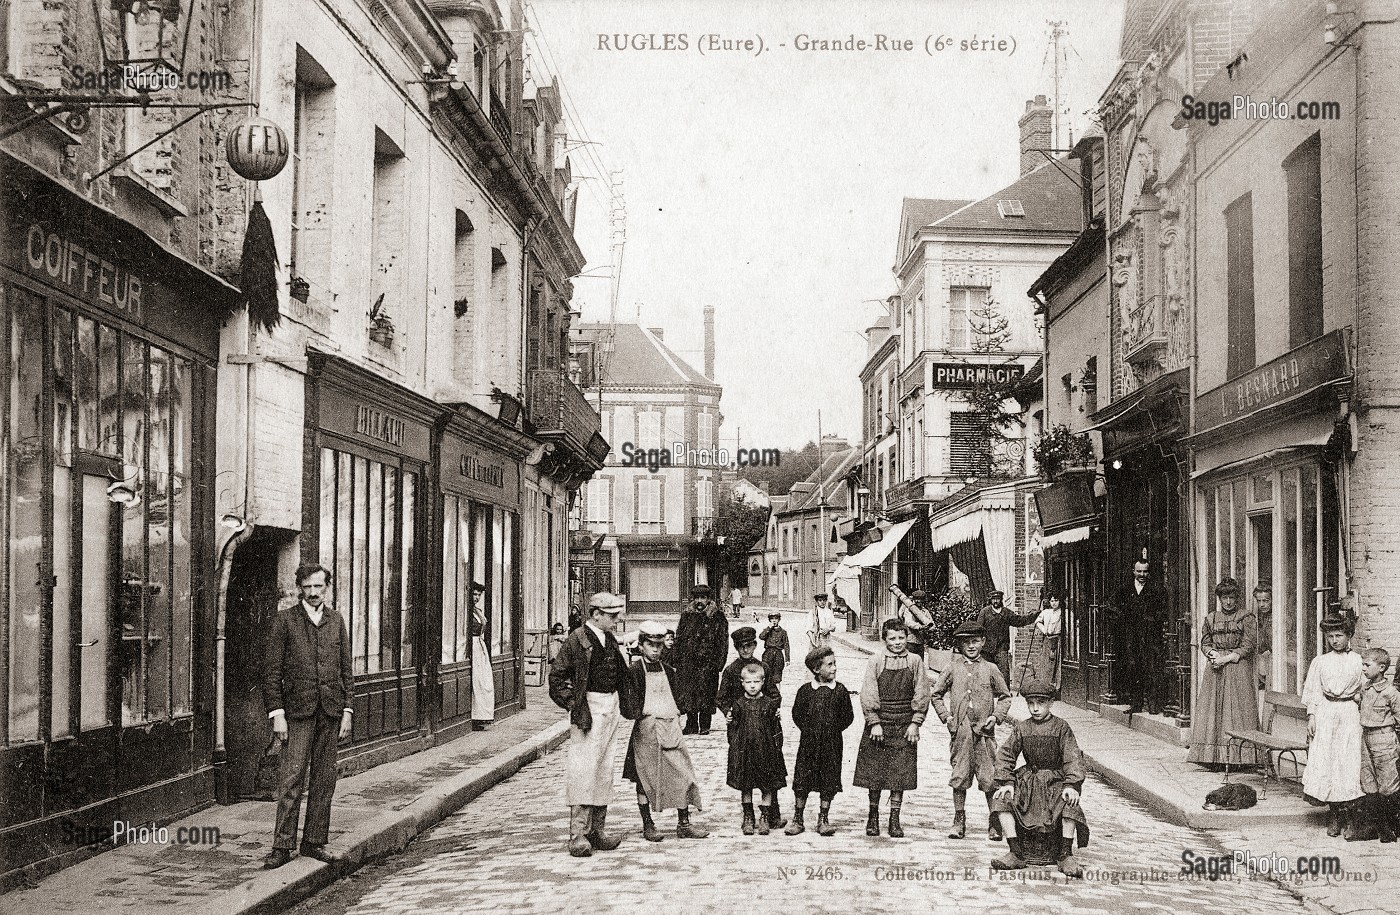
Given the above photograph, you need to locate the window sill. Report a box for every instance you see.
[112,169,189,219]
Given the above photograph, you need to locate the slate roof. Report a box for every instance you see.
[928,160,1082,234]
[778,446,861,515]
[572,323,712,387]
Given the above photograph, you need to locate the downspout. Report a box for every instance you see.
[213,521,254,803]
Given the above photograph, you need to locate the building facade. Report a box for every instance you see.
[772,439,859,610]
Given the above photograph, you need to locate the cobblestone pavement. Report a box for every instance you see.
[287,638,1322,915]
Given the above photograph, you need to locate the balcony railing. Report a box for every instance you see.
[1125,294,1168,366]
[527,368,606,464]
[490,94,512,144]
[691,516,716,539]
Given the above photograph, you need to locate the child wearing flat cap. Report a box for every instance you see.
[932,619,1011,841]
[759,612,791,686]
[989,678,1090,877]
[622,620,709,842]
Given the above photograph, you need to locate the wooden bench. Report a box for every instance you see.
[1224,691,1309,799]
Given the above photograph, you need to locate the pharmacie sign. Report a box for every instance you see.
[930,362,1026,389]
[1195,329,1349,435]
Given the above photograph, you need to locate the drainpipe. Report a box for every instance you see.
[213,521,254,804]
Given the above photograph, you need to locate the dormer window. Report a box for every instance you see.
[997,199,1025,218]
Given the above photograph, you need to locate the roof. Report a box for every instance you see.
[572,323,713,387]
[928,160,1083,235]
[898,197,972,260]
[778,446,861,515]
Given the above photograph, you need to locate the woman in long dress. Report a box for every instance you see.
[1014,593,1063,692]
[470,582,495,730]
[1187,578,1258,766]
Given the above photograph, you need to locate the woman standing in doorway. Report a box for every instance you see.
[1186,578,1258,767]
[471,582,495,730]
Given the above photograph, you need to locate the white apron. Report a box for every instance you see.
[471,635,495,721]
[565,691,621,805]
[1302,650,1364,802]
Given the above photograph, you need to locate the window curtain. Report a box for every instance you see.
[981,508,1018,604]
[948,535,996,609]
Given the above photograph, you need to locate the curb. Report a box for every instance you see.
[201,720,570,915]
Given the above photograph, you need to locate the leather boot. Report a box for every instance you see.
[765,803,788,831]
[887,807,904,838]
[1327,804,1344,837]
[676,808,709,839]
[587,805,623,850]
[992,836,1028,870]
[1346,796,1378,842]
[1057,836,1084,878]
[741,802,756,835]
[568,806,593,857]
[756,805,771,835]
[1378,799,1397,844]
[865,806,880,836]
[948,809,966,840]
[785,809,806,835]
[988,812,1004,842]
[639,804,664,842]
[816,808,836,836]
[1384,794,1400,843]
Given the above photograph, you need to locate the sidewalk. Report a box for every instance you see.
[2,686,569,915]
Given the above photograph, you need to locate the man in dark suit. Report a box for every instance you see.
[674,585,729,735]
[262,563,354,869]
[976,590,1040,684]
[1107,557,1170,713]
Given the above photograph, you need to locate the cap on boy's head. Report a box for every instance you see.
[805,645,835,672]
[1319,612,1354,636]
[731,626,758,648]
[637,619,668,642]
[768,611,781,620]
[588,591,625,613]
[910,589,930,601]
[952,620,985,641]
[990,590,1005,599]
[1020,678,1057,700]
[813,592,828,602]
[690,584,712,598]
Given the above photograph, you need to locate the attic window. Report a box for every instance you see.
[998,200,1025,218]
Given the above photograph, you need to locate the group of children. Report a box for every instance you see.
[614,611,1089,876]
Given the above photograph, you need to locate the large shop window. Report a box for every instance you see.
[440,495,516,663]
[318,448,417,675]
[6,287,198,742]
[628,560,680,602]
[1202,460,1335,695]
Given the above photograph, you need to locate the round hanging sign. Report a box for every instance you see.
[225,117,288,181]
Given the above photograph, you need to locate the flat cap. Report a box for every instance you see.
[588,591,625,612]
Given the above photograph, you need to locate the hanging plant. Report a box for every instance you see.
[1031,424,1094,481]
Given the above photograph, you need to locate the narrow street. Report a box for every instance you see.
[286,633,1313,915]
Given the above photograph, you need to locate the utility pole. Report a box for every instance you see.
[818,411,825,592]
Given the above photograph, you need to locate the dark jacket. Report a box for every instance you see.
[716,656,782,714]
[548,624,635,731]
[620,658,682,720]
[976,604,1040,661]
[1107,581,1169,662]
[263,603,354,719]
[674,604,730,712]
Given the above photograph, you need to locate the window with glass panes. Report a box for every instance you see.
[5,285,203,742]
[439,495,517,663]
[318,448,417,675]
[948,287,987,351]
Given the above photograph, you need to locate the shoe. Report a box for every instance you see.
[887,809,904,838]
[682,724,698,735]
[1327,805,1344,837]
[948,810,966,840]
[676,810,709,839]
[1384,795,1400,844]
[816,811,836,836]
[587,805,623,850]
[742,803,756,835]
[1058,838,1084,879]
[262,848,292,869]
[992,837,1028,870]
[568,806,593,857]
[298,842,335,862]
[765,804,788,831]
[1345,797,1377,842]
[785,811,806,836]
[698,728,711,736]
[640,805,664,842]
[865,807,880,836]
[988,814,1003,842]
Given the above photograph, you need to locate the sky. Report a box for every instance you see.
[527,0,1124,451]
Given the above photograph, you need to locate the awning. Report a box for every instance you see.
[930,511,987,552]
[1190,415,1335,480]
[1040,524,1093,549]
[839,519,916,569]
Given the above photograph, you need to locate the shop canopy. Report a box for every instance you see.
[1040,524,1093,549]
[839,518,916,569]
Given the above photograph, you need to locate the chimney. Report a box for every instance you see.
[703,305,716,379]
[1018,94,1052,175]
[648,326,665,341]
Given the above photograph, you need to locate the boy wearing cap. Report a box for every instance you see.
[932,620,1011,841]
[808,593,836,650]
[717,627,785,830]
[759,612,791,686]
[622,621,709,842]
[548,592,636,857]
[989,679,1090,877]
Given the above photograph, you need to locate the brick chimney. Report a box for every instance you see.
[1018,94,1052,175]
[703,305,715,379]
[648,326,665,341]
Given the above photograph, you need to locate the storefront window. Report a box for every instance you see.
[441,494,470,664]
[9,286,44,742]
[319,447,415,676]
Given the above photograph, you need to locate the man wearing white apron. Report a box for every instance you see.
[470,582,494,730]
[548,591,633,856]
[808,593,835,650]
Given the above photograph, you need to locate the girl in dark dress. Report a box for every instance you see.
[726,661,788,835]
[853,618,931,838]
[786,645,856,836]
[760,613,791,685]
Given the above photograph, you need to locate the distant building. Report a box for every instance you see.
[773,438,861,610]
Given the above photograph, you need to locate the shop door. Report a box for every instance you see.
[1056,553,1105,710]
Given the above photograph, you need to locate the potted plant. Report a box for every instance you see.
[289,276,311,303]
[1031,424,1094,481]
[367,293,395,347]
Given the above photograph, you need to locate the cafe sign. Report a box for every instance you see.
[930,362,1026,390]
[1195,329,1349,435]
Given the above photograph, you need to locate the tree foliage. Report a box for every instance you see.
[714,488,771,584]
[960,292,1026,479]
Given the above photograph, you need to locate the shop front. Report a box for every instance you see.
[1190,329,1350,703]
[1034,475,1105,710]
[304,352,440,757]
[0,160,228,883]
[437,407,530,735]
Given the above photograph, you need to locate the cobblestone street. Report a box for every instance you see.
[286,637,1319,915]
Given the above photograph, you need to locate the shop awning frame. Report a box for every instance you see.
[839,519,916,569]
